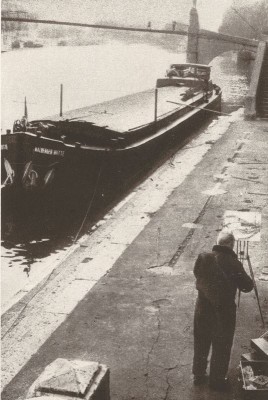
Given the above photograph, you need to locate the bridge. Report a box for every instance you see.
[1,2,267,118]
[186,5,258,64]
[1,3,258,65]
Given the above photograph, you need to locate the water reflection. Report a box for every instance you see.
[210,52,249,113]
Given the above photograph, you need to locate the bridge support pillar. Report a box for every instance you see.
[187,4,200,63]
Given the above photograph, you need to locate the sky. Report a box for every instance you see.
[196,0,233,30]
[3,0,253,32]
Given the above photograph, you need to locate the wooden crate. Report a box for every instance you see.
[240,360,268,400]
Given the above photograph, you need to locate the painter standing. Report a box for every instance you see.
[192,231,253,391]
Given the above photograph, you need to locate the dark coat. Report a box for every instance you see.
[194,245,253,311]
[193,245,253,381]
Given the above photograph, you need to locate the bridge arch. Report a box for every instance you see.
[186,5,258,65]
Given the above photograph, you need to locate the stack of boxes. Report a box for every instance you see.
[240,332,268,399]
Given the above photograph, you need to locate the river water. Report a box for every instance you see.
[1,41,249,311]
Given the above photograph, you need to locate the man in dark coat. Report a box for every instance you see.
[192,231,253,391]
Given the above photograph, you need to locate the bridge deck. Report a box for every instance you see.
[2,17,258,47]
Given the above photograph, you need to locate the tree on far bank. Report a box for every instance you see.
[218,0,268,40]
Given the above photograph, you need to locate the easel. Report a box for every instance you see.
[236,240,265,327]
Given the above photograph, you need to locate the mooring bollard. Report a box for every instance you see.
[26,358,110,400]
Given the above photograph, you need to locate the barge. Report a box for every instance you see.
[1,63,221,220]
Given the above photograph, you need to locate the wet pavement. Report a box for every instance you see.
[1,116,268,400]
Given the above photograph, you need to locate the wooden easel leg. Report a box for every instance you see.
[247,255,265,327]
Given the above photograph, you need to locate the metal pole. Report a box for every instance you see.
[24,96,28,119]
[154,88,158,123]
[60,84,63,117]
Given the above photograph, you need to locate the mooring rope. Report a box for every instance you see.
[166,100,237,116]
[1,156,106,337]
[73,157,105,243]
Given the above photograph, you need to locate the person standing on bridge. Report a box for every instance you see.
[192,231,253,391]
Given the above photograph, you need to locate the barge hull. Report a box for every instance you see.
[1,93,221,226]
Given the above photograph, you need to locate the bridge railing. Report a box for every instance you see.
[0,17,259,48]
[245,41,267,119]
